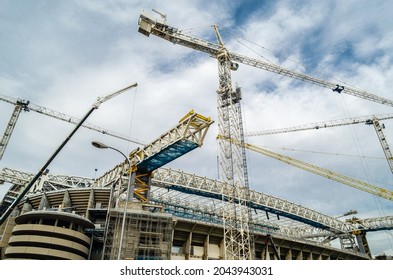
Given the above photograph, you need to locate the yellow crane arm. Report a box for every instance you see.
[218,135,393,201]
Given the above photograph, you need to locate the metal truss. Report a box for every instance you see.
[94,110,214,204]
[138,13,393,108]
[0,167,94,213]
[0,101,29,160]
[3,167,393,236]
[232,139,393,201]
[0,167,94,191]
[129,110,214,172]
[245,113,393,137]
[151,168,351,233]
[371,118,393,174]
[346,216,393,232]
[0,93,144,146]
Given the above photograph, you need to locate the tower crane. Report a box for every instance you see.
[137,13,393,108]
[0,93,144,160]
[245,113,393,174]
[137,11,393,259]
[139,11,252,260]
[137,11,393,260]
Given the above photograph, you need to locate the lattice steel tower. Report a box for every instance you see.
[213,25,252,260]
[138,14,252,259]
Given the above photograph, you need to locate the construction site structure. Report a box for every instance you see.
[99,110,213,260]
[137,11,393,260]
[1,12,393,261]
[4,209,95,260]
[139,11,254,260]
[218,135,393,257]
[1,166,393,260]
[103,203,173,260]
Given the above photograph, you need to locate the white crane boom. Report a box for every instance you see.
[218,135,393,202]
[245,113,393,136]
[138,13,393,107]
[245,114,393,174]
[0,93,144,148]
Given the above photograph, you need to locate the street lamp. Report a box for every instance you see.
[91,141,134,260]
[336,209,358,219]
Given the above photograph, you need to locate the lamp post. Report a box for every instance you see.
[91,141,134,260]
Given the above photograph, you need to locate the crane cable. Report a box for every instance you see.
[235,36,368,93]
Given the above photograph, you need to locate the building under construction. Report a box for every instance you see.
[1,12,393,260]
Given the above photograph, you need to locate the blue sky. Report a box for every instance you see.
[1,0,393,257]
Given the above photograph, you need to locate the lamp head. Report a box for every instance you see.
[91,141,109,149]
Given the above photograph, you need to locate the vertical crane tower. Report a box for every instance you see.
[212,25,253,260]
[138,12,252,259]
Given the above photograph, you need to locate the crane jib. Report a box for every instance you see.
[138,13,393,108]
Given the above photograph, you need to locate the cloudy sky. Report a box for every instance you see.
[1,0,393,256]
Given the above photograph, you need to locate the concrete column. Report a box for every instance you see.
[261,241,270,260]
[219,238,225,260]
[261,246,267,260]
[185,232,192,260]
[274,246,280,260]
[285,248,292,260]
[296,250,303,260]
[203,235,209,260]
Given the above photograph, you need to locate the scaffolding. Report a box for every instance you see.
[102,204,173,260]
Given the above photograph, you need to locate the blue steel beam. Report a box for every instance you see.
[163,184,329,230]
[129,110,213,173]
[152,168,353,233]
[136,140,198,172]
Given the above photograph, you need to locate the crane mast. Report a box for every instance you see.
[0,100,29,160]
[368,117,393,174]
[214,25,252,260]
